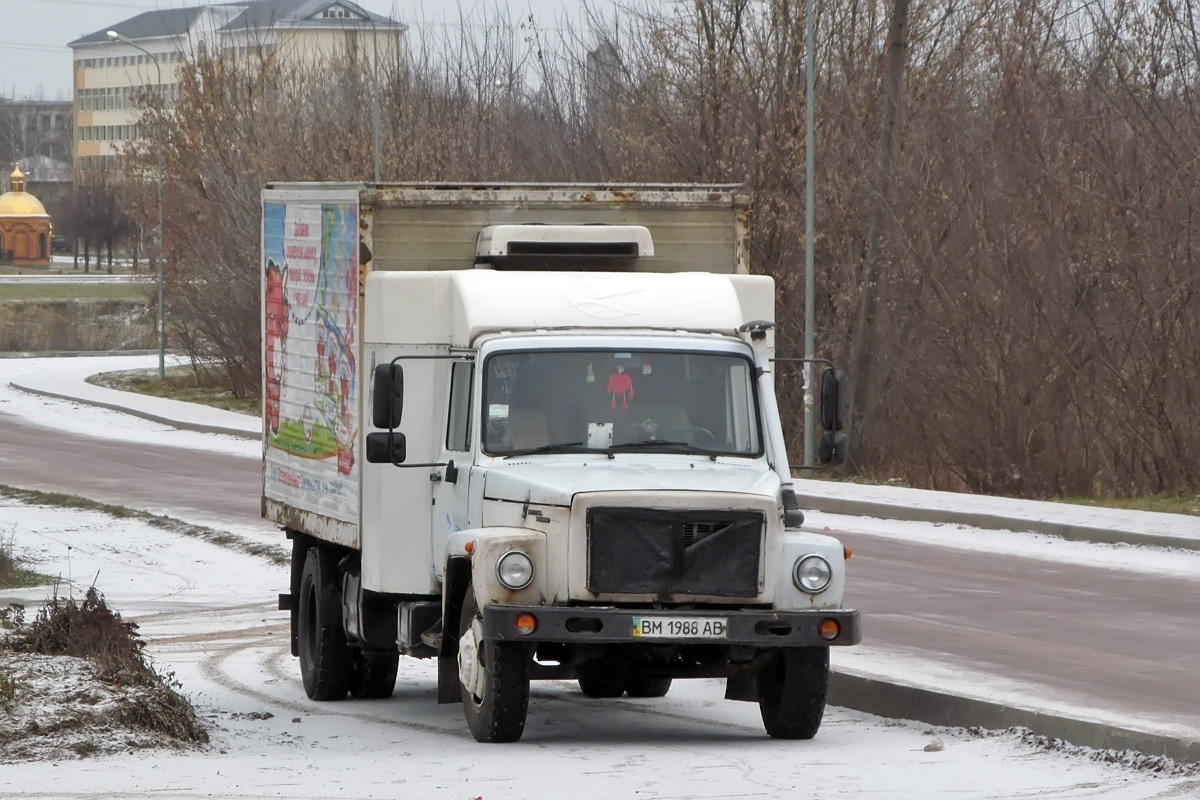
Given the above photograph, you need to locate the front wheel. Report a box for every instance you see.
[757,647,829,739]
[458,586,531,743]
[297,546,354,701]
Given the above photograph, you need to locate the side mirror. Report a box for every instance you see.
[372,363,403,429]
[365,431,407,464]
[820,367,845,432]
[781,488,805,528]
[818,431,848,466]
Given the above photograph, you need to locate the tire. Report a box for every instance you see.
[577,661,626,698]
[297,546,354,701]
[458,586,531,743]
[625,676,672,698]
[757,647,829,739]
[350,650,400,699]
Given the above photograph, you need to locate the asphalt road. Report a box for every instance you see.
[835,532,1200,733]
[0,409,262,529]
[3,407,1196,735]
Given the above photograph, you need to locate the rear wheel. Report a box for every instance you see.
[757,647,829,739]
[458,586,531,742]
[297,546,354,701]
[350,650,400,699]
[625,676,672,698]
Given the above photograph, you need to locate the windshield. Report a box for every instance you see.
[482,349,762,457]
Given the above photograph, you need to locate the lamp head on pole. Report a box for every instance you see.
[106,30,124,43]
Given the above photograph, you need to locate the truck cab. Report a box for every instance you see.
[263,184,859,743]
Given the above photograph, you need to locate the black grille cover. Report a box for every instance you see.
[587,508,764,597]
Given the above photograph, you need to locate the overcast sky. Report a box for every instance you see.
[0,0,622,101]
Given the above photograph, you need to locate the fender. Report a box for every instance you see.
[775,530,847,610]
[444,527,549,610]
[437,528,548,704]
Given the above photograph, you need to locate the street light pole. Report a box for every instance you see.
[108,30,165,380]
[802,0,816,470]
[363,16,381,183]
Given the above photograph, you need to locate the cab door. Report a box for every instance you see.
[431,360,476,565]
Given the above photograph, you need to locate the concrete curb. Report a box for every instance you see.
[796,492,1200,552]
[0,350,160,359]
[829,669,1200,766]
[8,380,260,441]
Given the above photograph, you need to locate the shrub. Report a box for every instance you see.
[3,588,207,743]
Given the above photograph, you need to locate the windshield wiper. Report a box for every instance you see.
[504,442,613,459]
[608,440,720,459]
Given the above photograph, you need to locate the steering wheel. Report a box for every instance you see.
[660,425,718,447]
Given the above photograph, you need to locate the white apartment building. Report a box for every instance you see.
[68,0,405,173]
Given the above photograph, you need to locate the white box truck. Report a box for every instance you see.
[262,183,859,743]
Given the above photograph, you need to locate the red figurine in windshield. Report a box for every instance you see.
[607,365,634,411]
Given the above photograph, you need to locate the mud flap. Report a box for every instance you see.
[438,654,460,704]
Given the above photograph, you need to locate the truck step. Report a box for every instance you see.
[420,620,443,650]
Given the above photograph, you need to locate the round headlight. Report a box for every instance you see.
[496,550,534,590]
[793,554,832,594]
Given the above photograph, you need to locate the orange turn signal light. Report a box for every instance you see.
[515,613,538,636]
[464,540,475,555]
[818,618,840,641]
[844,546,853,560]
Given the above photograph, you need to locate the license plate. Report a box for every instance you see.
[631,616,728,639]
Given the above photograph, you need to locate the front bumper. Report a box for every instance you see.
[482,605,862,647]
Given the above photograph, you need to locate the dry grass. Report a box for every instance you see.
[3,587,207,744]
[0,299,153,352]
[0,283,148,302]
[1058,495,1200,518]
[0,527,45,590]
[87,365,260,416]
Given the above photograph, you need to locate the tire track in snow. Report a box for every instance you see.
[179,608,776,744]
[193,626,473,740]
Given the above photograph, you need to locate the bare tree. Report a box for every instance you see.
[116,0,1200,497]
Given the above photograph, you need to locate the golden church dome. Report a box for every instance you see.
[0,166,49,217]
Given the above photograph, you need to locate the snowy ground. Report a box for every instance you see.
[2,501,1197,798]
[0,355,1198,796]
